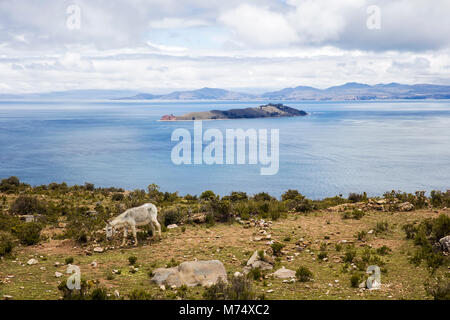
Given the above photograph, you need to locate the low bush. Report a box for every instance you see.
[271,242,284,256]
[128,289,153,300]
[203,276,255,300]
[12,222,42,245]
[10,195,47,215]
[425,275,450,300]
[0,231,15,256]
[128,256,138,265]
[350,273,362,288]
[374,221,389,234]
[348,192,367,203]
[296,266,313,282]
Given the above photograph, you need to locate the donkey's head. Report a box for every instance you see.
[105,221,115,239]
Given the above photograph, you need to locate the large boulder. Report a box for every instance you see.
[151,260,227,288]
[439,235,450,252]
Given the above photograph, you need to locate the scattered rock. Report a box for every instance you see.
[159,285,166,291]
[55,272,63,278]
[272,267,296,279]
[167,224,178,229]
[439,235,450,252]
[233,271,243,278]
[54,262,61,267]
[27,258,38,265]
[151,260,227,288]
[93,247,104,253]
[399,202,414,211]
[244,251,274,274]
[114,290,120,299]
[189,212,207,224]
[3,295,13,300]
[90,261,98,268]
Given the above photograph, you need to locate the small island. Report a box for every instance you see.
[160,103,307,121]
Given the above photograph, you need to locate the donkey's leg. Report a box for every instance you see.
[153,218,162,239]
[149,222,156,240]
[131,225,138,246]
[121,228,128,246]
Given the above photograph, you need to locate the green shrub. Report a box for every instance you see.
[375,221,389,234]
[166,258,179,268]
[248,268,262,281]
[271,242,284,256]
[376,245,391,255]
[318,251,328,260]
[342,209,365,220]
[111,193,124,201]
[12,222,42,245]
[65,257,74,264]
[425,275,450,300]
[253,192,274,202]
[128,289,153,300]
[90,287,108,300]
[203,277,255,300]
[0,176,21,193]
[344,248,357,263]
[209,199,232,222]
[356,230,368,241]
[296,266,313,282]
[432,214,450,241]
[350,273,362,288]
[0,231,15,257]
[128,256,138,265]
[200,190,216,201]
[403,223,418,239]
[223,191,248,202]
[348,192,367,203]
[162,208,183,226]
[10,195,47,215]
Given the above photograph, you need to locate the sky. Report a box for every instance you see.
[0,0,450,94]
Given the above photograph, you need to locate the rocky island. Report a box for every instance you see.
[160,103,307,121]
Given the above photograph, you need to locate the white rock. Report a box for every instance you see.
[234,271,243,278]
[159,285,166,291]
[114,290,120,298]
[27,258,38,265]
[90,261,98,268]
[55,272,63,278]
[167,224,178,229]
[3,295,13,300]
[93,247,104,253]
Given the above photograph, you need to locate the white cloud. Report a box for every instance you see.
[0,0,449,93]
[149,18,210,29]
[219,4,298,47]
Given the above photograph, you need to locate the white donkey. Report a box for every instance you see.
[106,203,161,246]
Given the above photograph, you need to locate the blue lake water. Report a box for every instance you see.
[1,100,450,199]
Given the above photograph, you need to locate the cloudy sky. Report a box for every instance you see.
[1,0,450,94]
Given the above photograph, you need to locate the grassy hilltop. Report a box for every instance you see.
[0,176,449,300]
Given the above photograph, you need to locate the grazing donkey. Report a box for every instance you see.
[106,203,161,246]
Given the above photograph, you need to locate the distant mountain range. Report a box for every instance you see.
[2,83,450,101]
[117,82,450,100]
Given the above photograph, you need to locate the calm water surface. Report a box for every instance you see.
[1,100,449,198]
